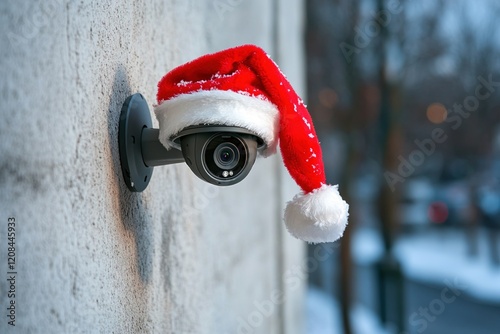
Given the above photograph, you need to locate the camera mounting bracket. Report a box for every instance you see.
[118,93,184,192]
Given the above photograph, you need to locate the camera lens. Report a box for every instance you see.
[203,134,248,180]
[220,150,231,162]
[214,143,239,169]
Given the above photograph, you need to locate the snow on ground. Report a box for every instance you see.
[352,225,500,304]
[393,228,500,303]
[306,287,339,334]
[308,226,500,333]
[306,286,390,334]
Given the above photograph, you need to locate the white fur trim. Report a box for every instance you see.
[154,90,280,156]
[284,184,349,243]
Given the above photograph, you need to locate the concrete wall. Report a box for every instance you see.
[0,0,305,333]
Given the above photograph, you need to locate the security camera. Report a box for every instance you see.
[171,125,264,186]
[118,94,264,191]
[119,44,350,243]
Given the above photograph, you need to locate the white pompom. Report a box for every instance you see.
[284,184,349,243]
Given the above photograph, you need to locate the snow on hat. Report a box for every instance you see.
[154,44,349,243]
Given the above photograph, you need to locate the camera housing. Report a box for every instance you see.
[118,93,265,191]
[172,125,264,186]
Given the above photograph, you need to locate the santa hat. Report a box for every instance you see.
[154,44,349,243]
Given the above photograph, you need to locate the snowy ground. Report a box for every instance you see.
[307,226,500,334]
[393,228,500,303]
[306,286,390,334]
[352,226,500,303]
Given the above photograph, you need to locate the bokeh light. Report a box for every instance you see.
[426,103,448,124]
[428,201,449,223]
[318,88,338,109]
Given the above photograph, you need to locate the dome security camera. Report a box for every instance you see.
[172,125,264,186]
[118,93,264,192]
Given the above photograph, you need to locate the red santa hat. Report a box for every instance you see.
[154,44,349,243]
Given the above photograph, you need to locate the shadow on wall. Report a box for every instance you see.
[107,64,154,284]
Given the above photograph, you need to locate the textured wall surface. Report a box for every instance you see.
[0,0,305,333]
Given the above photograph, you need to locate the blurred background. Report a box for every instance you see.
[304,0,500,333]
[2,0,499,332]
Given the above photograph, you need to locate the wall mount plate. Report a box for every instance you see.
[118,93,153,192]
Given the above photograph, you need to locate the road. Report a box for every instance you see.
[402,279,500,334]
